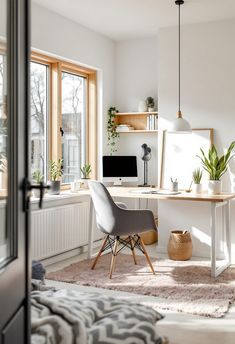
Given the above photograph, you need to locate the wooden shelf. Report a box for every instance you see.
[116,112,158,116]
[118,130,158,133]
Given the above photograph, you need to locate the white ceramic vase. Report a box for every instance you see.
[138,100,147,112]
[192,183,203,194]
[208,180,222,195]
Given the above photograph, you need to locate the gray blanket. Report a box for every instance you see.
[31,289,166,344]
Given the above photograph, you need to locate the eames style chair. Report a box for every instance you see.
[88,180,157,278]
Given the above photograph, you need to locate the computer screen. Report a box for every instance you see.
[102,156,138,183]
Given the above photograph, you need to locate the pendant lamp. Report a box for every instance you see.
[170,0,191,133]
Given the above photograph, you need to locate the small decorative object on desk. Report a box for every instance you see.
[167,230,192,261]
[48,158,63,195]
[80,163,92,188]
[192,168,203,194]
[170,178,178,192]
[197,141,235,194]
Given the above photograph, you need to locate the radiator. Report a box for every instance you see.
[31,202,100,260]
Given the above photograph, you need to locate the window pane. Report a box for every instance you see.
[62,72,86,183]
[30,62,48,181]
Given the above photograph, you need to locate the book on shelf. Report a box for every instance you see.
[116,124,134,132]
[147,114,158,130]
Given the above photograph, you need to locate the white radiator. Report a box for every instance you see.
[31,202,100,260]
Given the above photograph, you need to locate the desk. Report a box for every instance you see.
[87,187,235,277]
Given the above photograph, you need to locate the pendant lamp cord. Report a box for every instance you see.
[178,3,181,112]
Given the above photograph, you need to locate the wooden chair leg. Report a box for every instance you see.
[130,236,137,265]
[139,236,155,275]
[91,235,109,270]
[109,237,119,279]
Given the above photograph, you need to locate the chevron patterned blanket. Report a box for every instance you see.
[31,289,165,344]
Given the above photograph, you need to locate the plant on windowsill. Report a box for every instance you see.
[146,96,155,112]
[197,142,235,195]
[80,164,92,188]
[48,158,63,195]
[107,106,119,155]
[32,170,44,198]
[192,168,203,194]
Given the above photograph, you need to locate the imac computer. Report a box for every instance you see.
[102,156,138,185]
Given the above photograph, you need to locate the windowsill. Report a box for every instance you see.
[30,189,90,204]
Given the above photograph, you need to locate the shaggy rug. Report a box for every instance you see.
[47,253,235,318]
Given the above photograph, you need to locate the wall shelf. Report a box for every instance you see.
[116,111,158,116]
[117,130,158,133]
[115,111,158,131]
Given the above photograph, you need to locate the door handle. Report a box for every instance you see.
[30,182,50,208]
[22,179,50,211]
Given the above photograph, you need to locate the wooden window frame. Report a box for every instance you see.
[31,51,97,188]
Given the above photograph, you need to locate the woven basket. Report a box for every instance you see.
[140,217,158,245]
[167,230,192,261]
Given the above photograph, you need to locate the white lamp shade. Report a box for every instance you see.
[170,116,192,133]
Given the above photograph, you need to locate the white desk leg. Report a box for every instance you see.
[210,203,216,277]
[225,200,231,264]
[87,199,94,259]
[210,201,231,277]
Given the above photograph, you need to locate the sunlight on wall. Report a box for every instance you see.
[191,226,211,247]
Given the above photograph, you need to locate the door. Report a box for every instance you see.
[0,0,30,343]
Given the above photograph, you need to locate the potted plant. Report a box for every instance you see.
[192,168,203,194]
[146,96,155,112]
[107,106,119,155]
[48,158,63,195]
[32,170,44,198]
[80,164,92,188]
[198,142,235,194]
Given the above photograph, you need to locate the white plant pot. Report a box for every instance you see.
[33,188,41,198]
[192,183,203,194]
[138,100,147,112]
[148,107,155,112]
[81,178,90,189]
[208,180,222,195]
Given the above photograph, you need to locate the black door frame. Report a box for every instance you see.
[0,0,30,342]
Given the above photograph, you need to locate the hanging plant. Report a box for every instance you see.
[107,106,119,155]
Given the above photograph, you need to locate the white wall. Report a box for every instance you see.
[31,3,116,177]
[114,37,158,185]
[158,19,235,261]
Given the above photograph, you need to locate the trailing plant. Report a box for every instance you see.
[107,106,119,155]
[49,159,63,181]
[192,168,202,184]
[197,142,235,180]
[32,170,44,184]
[80,164,92,179]
[146,96,155,109]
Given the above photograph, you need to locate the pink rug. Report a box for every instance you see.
[47,253,235,318]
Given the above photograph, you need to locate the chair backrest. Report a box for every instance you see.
[88,180,118,234]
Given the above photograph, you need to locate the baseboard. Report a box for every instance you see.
[41,239,102,267]
[156,245,225,260]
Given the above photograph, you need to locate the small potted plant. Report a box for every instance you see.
[198,142,235,194]
[192,168,203,194]
[80,163,92,188]
[146,96,155,112]
[32,170,44,198]
[48,158,63,195]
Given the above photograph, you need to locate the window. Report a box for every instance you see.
[30,62,49,180]
[61,71,86,183]
[30,53,97,186]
